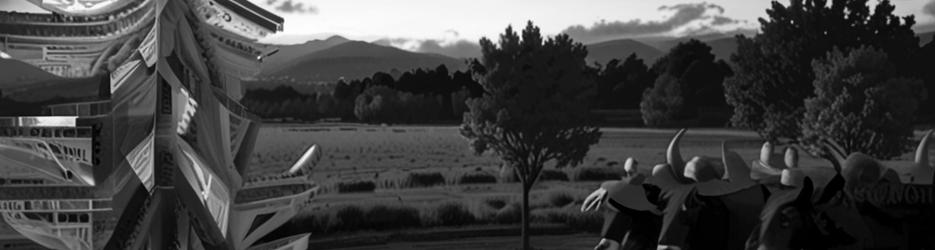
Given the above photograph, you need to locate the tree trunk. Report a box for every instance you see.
[521,182,531,250]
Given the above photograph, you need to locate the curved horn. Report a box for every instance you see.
[915,129,932,167]
[784,146,799,168]
[722,141,753,184]
[760,141,774,165]
[624,157,638,176]
[667,128,687,167]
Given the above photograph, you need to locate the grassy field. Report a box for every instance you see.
[247,123,929,247]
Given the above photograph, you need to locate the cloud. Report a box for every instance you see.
[266,0,318,14]
[711,16,739,26]
[373,37,481,59]
[561,2,745,44]
[926,0,935,17]
[417,40,481,59]
[372,38,412,47]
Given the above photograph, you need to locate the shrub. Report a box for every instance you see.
[364,205,422,230]
[530,207,603,233]
[433,202,476,226]
[483,198,507,210]
[573,167,621,182]
[544,190,576,208]
[458,173,498,184]
[494,202,522,224]
[559,208,604,233]
[354,86,400,123]
[291,213,332,235]
[640,74,684,128]
[334,205,366,231]
[499,166,519,183]
[336,181,376,193]
[538,169,569,182]
[801,46,926,159]
[402,172,446,188]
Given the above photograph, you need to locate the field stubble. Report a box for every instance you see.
[248,124,927,239]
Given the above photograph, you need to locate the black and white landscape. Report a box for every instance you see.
[1,0,935,250]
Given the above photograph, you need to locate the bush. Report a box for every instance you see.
[290,213,332,235]
[336,181,376,193]
[458,173,498,184]
[545,191,576,208]
[499,166,519,183]
[364,205,422,230]
[483,198,507,210]
[538,169,569,182]
[573,167,621,182]
[801,47,927,159]
[559,208,604,233]
[334,205,366,231]
[431,202,476,226]
[494,202,523,224]
[402,172,447,188]
[640,74,684,127]
[354,86,401,123]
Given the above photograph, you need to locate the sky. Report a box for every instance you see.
[3,0,934,54]
[248,0,935,45]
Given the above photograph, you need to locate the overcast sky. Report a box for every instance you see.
[3,0,934,47]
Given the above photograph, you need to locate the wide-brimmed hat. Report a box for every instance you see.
[604,172,661,214]
[692,142,758,196]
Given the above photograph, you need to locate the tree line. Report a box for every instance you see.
[241,65,485,123]
[242,39,735,125]
[243,0,935,159]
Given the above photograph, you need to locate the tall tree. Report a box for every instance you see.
[801,46,925,159]
[724,0,919,141]
[919,35,935,121]
[461,21,601,250]
[595,53,656,109]
[651,39,730,118]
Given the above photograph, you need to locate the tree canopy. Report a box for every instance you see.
[801,46,925,159]
[724,0,920,141]
[595,53,656,109]
[460,21,601,250]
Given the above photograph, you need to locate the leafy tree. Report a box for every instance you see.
[724,0,920,141]
[595,53,656,109]
[354,85,400,123]
[919,36,935,121]
[451,88,470,118]
[301,96,319,121]
[460,21,601,250]
[371,72,395,88]
[316,93,336,118]
[652,39,730,117]
[640,74,684,127]
[332,79,353,100]
[801,46,925,159]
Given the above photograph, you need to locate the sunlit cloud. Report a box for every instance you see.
[561,2,749,44]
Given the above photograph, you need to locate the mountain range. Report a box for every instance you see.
[259,35,351,73]
[259,39,466,83]
[3,30,933,91]
[255,33,741,82]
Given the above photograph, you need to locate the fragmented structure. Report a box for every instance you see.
[0,0,321,249]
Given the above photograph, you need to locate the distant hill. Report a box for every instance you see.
[259,35,350,74]
[585,39,663,66]
[920,31,934,46]
[266,41,466,83]
[633,31,756,63]
[706,37,738,62]
[0,59,59,90]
